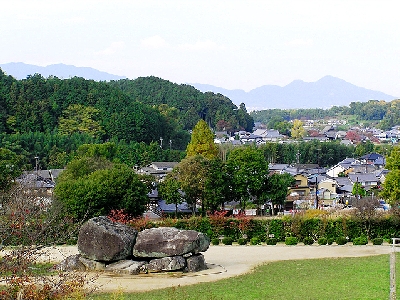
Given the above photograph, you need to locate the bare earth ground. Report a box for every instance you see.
[35,244,392,293]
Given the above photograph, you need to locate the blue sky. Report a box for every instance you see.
[2,0,400,96]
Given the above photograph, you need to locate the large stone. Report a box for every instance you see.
[78,216,137,262]
[147,256,186,272]
[79,256,106,271]
[185,254,207,272]
[105,260,147,275]
[57,254,86,271]
[132,227,210,258]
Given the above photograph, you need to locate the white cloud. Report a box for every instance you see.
[95,42,125,55]
[140,35,167,49]
[178,40,225,51]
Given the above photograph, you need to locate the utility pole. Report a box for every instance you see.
[315,149,321,209]
[34,156,39,180]
[169,139,172,151]
[390,238,398,300]
[160,137,163,148]
[296,150,300,164]
[315,175,319,209]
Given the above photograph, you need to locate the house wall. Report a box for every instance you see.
[319,180,337,194]
[326,165,345,177]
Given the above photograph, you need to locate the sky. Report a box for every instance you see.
[2,0,400,97]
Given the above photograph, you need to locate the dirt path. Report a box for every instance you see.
[38,244,392,293]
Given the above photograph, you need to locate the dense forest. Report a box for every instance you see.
[251,99,400,130]
[0,69,253,169]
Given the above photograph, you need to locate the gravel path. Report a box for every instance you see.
[37,244,392,293]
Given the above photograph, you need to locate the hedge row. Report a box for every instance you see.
[137,215,400,243]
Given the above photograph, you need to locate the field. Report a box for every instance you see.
[92,253,399,300]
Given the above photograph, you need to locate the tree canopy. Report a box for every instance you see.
[0,148,25,193]
[54,158,150,220]
[381,146,400,204]
[226,146,269,211]
[186,119,219,159]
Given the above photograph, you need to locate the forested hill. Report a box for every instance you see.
[109,76,254,131]
[0,69,253,149]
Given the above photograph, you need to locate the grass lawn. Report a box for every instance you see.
[91,254,399,300]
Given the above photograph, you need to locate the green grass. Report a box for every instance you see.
[91,254,400,300]
[0,257,55,277]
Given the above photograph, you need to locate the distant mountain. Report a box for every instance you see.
[0,62,126,81]
[191,76,398,110]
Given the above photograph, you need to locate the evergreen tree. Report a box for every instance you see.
[186,119,219,159]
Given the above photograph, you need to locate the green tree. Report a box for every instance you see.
[203,157,229,212]
[352,182,366,199]
[174,155,208,215]
[381,146,400,204]
[226,146,269,212]
[54,162,149,220]
[75,142,118,160]
[58,104,104,138]
[236,103,254,132]
[0,148,25,193]
[157,173,182,217]
[265,173,295,214]
[186,119,219,159]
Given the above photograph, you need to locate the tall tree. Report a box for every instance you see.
[186,119,219,159]
[203,157,229,212]
[381,146,400,205]
[0,148,25,194]
[173,155,208,215]
[291,119,306,140]
[157,172,182,217]
[226,146,269,212]
[265,173,295,214]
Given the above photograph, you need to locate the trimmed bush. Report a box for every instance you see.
[372,237,383,245]
[317,237,327,245]
[222,237,233,245]
[327,238,334,245]
[237,238,247,245]
[336,236,348,245]
[303,237,314,245]
[285,237,298,245]
[353,236,368,245]
[266,238,277,245]
[250,237,261,245]
[211,238,220,245]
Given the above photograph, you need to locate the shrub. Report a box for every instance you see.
[238,238,247,245]
[222,237,233,245]
[327,238,334,245]
[317,237,327,245]
[372,237,384,245]
[250,237,261,245]
[336,236,348,245]
[266,238,278,245]
[353,236,368,245]
[285,237,298,245]
[211,238,220,245]
[303,237,314,245]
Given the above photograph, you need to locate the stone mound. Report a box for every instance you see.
[59,217,210,274]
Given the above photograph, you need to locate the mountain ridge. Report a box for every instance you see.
[191,76,398,110]
[0,62,126,81]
